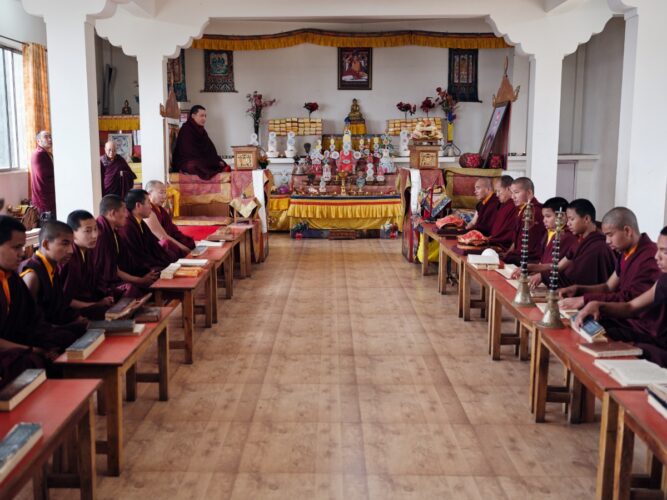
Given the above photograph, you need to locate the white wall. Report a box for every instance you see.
[95,35,138,115]
[0,0,46,46]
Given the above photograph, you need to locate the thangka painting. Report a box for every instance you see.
[203,50,236,92]
[448,49,480,102]
[338,48,372,90]
[167,50,188,102]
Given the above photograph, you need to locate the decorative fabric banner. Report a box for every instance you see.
[167,50,188,102]
[192,30,510,51]
[203,50,236,92]
[448,49,480,102]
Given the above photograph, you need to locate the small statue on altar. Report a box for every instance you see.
[322,161,332,182]
[356,171,366,190]
[328,136,337,153]
[411,118,443,142]
[121,99,132,115]
[309,139,324,175]
[249,133,259,147]
[398,130,410,157]
[319,177,327,193]
[336,141,356,174]
[284,131,297,158]
[347,99,364,122]
[267,131,279,158]
[379,148,395,174]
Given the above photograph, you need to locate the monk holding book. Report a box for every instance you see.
[576,226,667,367]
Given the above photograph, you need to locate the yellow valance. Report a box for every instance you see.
[98,115,140,131]
[287,196,402,220]
[192,30,509,51]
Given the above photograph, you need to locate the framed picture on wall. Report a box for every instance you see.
[478,103,508,162]
[338,48,372,90]
[109,133,133,162]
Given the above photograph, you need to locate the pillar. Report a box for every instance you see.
[136,53,168,185]
[614,3,667,236]
[525,52,563,200]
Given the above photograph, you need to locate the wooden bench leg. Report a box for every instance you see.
[534,340,550,423]
[613,409,635,500]
[32,463,48,500]
[490,294,503,360]
[529,329,540,412]
[183,290,194,364]
[421,233,430,276]
[77,397,96,499]
[519,325,530,361]
[438,248,447,294]
[462,265,471,321]
[211,266,219,324]
[157,326,170,401]
[104,370,123,476]
[457,261,464,318]
[596,393,619,500]
[203,271,213,328]
[125,364,137,402]
[224,255,233,299]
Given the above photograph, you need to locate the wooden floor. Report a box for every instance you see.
[42,235,607,499]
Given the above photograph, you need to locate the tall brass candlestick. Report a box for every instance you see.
[513,202,535,306]
[538,208,566,328]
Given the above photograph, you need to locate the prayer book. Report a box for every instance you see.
[133,307,160,323]
[578,341,642,358]
[174,267,205,278]
[66,329,105,360]
[88,319,134,333]
[0,369,46,411]
[207,231,236,242]
[569,314,606,342]
[0,423,43,482]
[647,393,667,419]
[160,263,181,279]
[190,245,208,257]
[467,254,500,270]
[594,359,667,386]
[195,240,223,248]
[104,293,152,321]
[647,383,667,405]
[495,264,518,279]
[176,258,208,267]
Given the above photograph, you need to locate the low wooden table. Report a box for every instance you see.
[195,243,234,305]
[598,390,667,500]
[55,305,176,475]
[228,224,253,279]
[0,379,99,499]
[151,264,213,364]
[438,238,464,300]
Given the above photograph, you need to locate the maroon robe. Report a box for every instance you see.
[101,154,137,199]
[172,118,227,180]
[30,146,56,216]
[0,349,46,390]
[151,203,195,250]
[503,198,546,265]
[604,273,667,367]
[91,215,142,299]
[555,231,615,287]
[59,244,109,320]
[0,270,78,352]
[117,215,172,277]
[487,200,517,251]
[583,234,660,335]
[474,193,500,237]
[539,230,578,266]
[19,252,79,327]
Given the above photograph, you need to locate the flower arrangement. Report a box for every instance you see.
[396,101,416,120]
[303,102,319,118]
[246,91,277,134]
[420,97,436,117]
[434,87,458,123]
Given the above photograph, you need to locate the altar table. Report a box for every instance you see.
[287,194,403,230]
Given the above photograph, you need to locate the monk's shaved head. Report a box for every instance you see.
[145,180,165,193]
[495,175,513,189]
[601,207,640,233]
[475,178,493,189]
[99,194,124,215]
[512,177,535,193]
[39,220,73,246]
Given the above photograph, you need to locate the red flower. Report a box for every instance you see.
[303,102,319,113]
[420,97,435,115]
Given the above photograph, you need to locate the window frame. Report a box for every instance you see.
[0,44,25,172]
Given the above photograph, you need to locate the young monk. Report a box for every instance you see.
[20,221,86,338]
[513,197,578,287]
[465,177,500,236]
[560,207,660,328]
[487,175,517,251]
[0,217,66,373]
[144,180,195,259]
[548,199,615,287]
[118,189,173,276]
[576,226,667,367]
[92,195,158,298]
[60,210,115,320]
[502,177,546,265]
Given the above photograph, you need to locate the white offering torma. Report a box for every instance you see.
[249,133,259,147]
[284,131,296,158]
[399,130,410,157]
[267,132,279,158]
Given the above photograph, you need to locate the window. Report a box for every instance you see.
[0,46,25,170]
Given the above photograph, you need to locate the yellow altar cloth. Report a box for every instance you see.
[287,195,403,230]
[268,195,291,231]
[98,115,140,131]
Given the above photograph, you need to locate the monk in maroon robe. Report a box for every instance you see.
[547,199,615,287]
[172,105,230,180]
[0,216,66,370]
[19,222,85,344]
[559,207,660,335]
[30,131,56,217]
[576,226,667,367]
[466,178,500,237]
[117,189,173,277]
[144,180,195,260]
[501,178,546,265]
[91,195,158,299]
[487,175,517,251]
[100,140,137,199]
[60,210,115,320]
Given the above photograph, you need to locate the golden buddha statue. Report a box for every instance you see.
[346,98,366,135]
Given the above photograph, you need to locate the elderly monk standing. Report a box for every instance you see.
[172,105,230,180]
[100,140,136,199]
[465,177,500,237]
[30,130,56,217]
[144,180,195,259]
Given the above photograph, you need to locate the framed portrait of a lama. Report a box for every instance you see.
[478,103,508,162]
[203,50,236,93]
[338,48,372,90]
[109,133,132,162]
